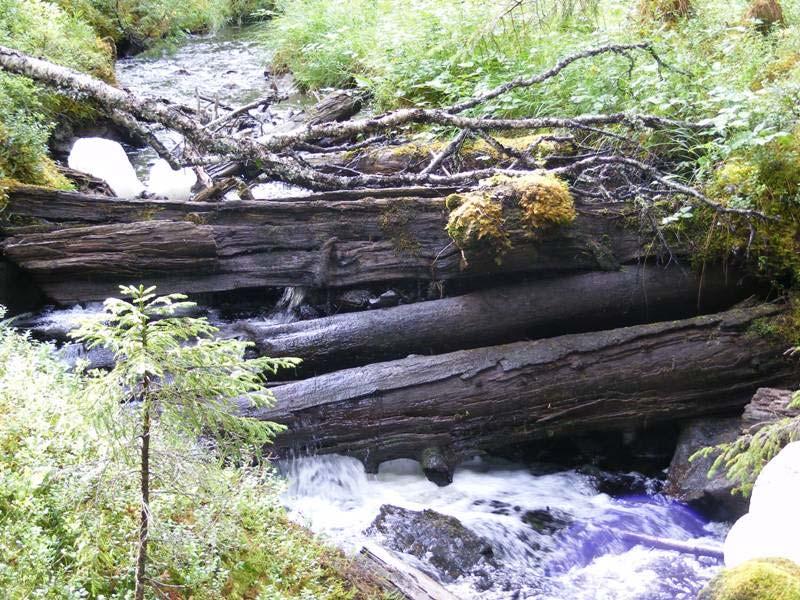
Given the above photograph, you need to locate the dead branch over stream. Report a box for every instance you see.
[0,43,770,220]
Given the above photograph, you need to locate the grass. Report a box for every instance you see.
[0,312,381,599]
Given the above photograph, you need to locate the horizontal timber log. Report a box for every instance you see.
[229,265,756,373]
[243,305,794,472]
[2,185,658,304]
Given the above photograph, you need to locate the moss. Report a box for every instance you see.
[444,173,575,262]
[378,199,421,254]
[445,193,509,260]
[698,558,800,600]
[490,173,576,230]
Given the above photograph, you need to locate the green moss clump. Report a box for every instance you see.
[698,558,800,600]
[490,173,576,230]
[444,173,575,262]
[445,192,509,259]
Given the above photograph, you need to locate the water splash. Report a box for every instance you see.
[282,454,726,600]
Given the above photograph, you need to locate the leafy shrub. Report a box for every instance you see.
[0,307,372,599]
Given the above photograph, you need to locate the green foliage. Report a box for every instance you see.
[0,301,371,599]
[71,284,300,463]
[698,558,800,600]
[691,418,800,496]
[0,0,115,188]
[55,0,274,51]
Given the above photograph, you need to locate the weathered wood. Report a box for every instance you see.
[228,265,754,373]
[2,186,655,304]
[357,543,460,600]
[243,306,794,472]
[613,530,723,560]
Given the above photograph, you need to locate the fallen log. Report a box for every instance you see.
[356,543,460,600]
[228,264,755,373]
[1,185,656,304]
[243,305,794,478]
[613,530,724,560]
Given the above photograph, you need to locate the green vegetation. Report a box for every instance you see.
[0,296,378,599]
[445,173,575,262]
[697,558,800,600]
[0,0,115,191]
[54,0,275,53]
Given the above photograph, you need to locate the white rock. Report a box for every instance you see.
[67,137,144,198]
[724,441,800,567]
[147,159,196,201]
[749,441,800,516]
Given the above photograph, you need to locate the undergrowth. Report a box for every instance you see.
[0,311,377,599]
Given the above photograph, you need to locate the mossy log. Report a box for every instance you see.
[242,305,794,475]
[3,185,657,304]
[229,265,756,374]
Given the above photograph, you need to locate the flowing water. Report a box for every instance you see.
[283,455,725,600]
[59,29,731,599]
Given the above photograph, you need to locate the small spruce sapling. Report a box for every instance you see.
[70,284,300,600]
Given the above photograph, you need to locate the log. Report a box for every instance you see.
[227,264,755,373]
[243,305,794,474]
[1,186,656,304]
[356,543,460,600]
[613,530,724,560]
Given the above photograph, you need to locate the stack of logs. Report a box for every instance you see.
[1,180,795,485]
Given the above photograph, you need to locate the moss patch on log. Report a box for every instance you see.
[697,558,800,600]
[445,173,575,263]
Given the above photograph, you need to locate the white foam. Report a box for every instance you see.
[147,159,197,201]
[68,138,145,198]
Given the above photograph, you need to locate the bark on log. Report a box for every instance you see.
[228,264,755,373]
[243,305,794,473]
[356,543,460,600]
[1,186,656,304]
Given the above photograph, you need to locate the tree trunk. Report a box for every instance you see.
[228,264,755,374]
[135,395,151,600]
[242,305,793,475]
[1,185,659,304]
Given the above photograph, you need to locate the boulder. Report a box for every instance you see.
[724,442,800,568]
[698,558,800,600]
[665,418,749,520]
[366,504,495,583]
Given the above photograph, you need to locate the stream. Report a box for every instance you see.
[43,27,730,599]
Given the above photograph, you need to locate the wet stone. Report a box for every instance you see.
[521,508,574,535]
[366,504,496,583]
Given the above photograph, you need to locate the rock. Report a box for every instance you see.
[336,289,372,311]
[366,504,495,583]
[368,290,401,309]
[67,137,144,198]
[521,508,573,535]
[664,418,749,520]
[147,159,197,201]
[420,446,454,487]
[697,558,800,600]
[577,465,657,497]
[724,442,800,568]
